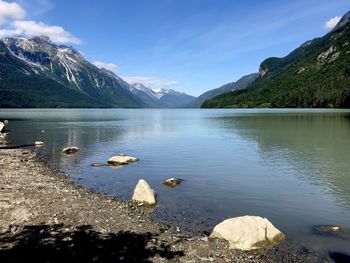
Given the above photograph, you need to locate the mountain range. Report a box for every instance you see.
[1,9,350,109]
[202,10,350,108]
[187,73,258,107]
[0,36,196,108]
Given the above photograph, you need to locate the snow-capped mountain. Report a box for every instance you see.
[0,36,145,107]
[0,35,195,108]
[128,83,195,107]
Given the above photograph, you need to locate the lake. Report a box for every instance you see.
[1,108,350,257]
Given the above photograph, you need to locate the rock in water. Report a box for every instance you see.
[90,163,108,167]
[108,155,138,165]
[0,122,4,133]
[62,146,80,154]
[35,141,44,146]
[314,225,343,233]
[210,216,285,250]
[163,178,183,188]
[132,179,156,205]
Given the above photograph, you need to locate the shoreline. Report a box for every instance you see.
[0,136,329,262]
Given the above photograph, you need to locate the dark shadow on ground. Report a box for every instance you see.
[0,224,184,262]
[329,251,350,263]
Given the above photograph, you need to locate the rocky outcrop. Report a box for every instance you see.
[62,146,79,154]
[108,155,138,166]
[132,179,156,205]
[259,66,268,77]
[317,46,340,64]
[210,216,285,250]
[0,122,4,133]
[163,178,183,188]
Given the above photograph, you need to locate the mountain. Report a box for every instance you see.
[188,73,258,107]
[155,88,196,107]
[128,83,195,108]
[0,36,145,108]
[202,10,350,108]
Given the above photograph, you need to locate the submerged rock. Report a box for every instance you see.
[108,155,138,166]
[34,141,44,146]
[132,179,156,205]
[210,215,285,251]
[62,146,79,154]
[163,178,183,188]
[0,122,4,133]
[314,225,343,233]
[90,163,108,167]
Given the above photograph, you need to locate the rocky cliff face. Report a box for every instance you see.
[333,10,350,31]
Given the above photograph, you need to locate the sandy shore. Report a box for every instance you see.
[0,136,328,262]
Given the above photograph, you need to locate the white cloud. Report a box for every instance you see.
[122,76,179,88]
[324,16,341,30]
[7,20,82,44]
[0,28,20,37]
[0,0,26,24]
[0,1,81,44]
[93,61,118,73]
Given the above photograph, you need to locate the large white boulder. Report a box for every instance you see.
[132,179,156,205]
[108,155,138,165]
[0,122,4,133]
[210,216,285,250]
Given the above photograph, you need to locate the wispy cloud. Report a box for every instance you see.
[122,76,179,89]
[93,61,118,73]
[324,16,341,30]
[0,0,81,44]
[0,0,26,24]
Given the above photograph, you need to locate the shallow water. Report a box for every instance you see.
[2,108,350,258]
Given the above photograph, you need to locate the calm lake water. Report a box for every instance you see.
[1,108,350,257]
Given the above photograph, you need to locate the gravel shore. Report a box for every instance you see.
[0,136,329,262]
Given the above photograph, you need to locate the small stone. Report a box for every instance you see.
[108,155,138,165]
[62,146,79,154]
[314,225,343,233]
[90,163,108,167]
[35,141,44,146]
[201,236,209,242]
[0,122,4,133]
[163,178,183,188]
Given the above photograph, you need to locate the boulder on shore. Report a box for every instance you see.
[0,122,4,133]
[35,141,44,146]
[132,179,156,205]
[108,155,138,166]
[210,216,285,250]
[163,178,183,188]
[62,146,79,154]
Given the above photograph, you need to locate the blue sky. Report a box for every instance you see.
[1,0,350,96]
